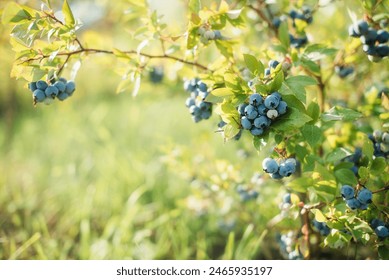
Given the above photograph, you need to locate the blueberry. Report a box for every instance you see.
[53,81,66,93]
[272,92,282,101]
[262,158,279,174]
[272,17,281,28]
[241,116,252,130]
[376,44,389,57]
[257,104,268,115]
[349,25,360,37]
[375,226,389,238]
[28,82,37,92]
[341,185,355,200]
[270,172,283,179]
[370,219,385,229]
[189,105,200,115]
[57,92,69,101]
[204,30,216,40]
[198,82,207,92]
[264,95,280,109]
[276,101,288,115]
[377,30,389,43]
[249,93,263,105]
[357,188,372,204]
[283,193,291,204]
[362,44,377,55]
[254,115,269,129]
[201,110,211,119]
[214,30,222,39]
[245,105,258,119]
[192,115,202,123]
[45,85,59,98]
[346,198,361,210]
[65,81,76,95]
[355,20,369,35]
[279,162,295,177]
[184,80,196,92]
[238,104,247,116]
[359,203,368,210]
[360,28,377,45]
[185,97,195,108]
[250,127,264,136]
[267,109,279,120]
[33,89,46,103]
[268,60,279,69]
[264,68,271,76]
[149,66,164,83]
[36,80,48,90]
[289,10,298,19]
[59,77,67,84]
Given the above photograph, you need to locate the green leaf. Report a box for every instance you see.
[269,70,284,92]
[62,0,75,26]
[358,166,370,181]
[306,102,320,123]
[301,124,322,148]
[321,106,362,122]
[278,21,290,49]
[271,107,312,132]
[311,209,327,223]
[334,169,358,186]
[280,75,317,104]
[189,0,201,14]
[243,54,263,75]
[224,124,240,140]
[287,177,313,193]
[2,2,32,24]
[212,87,234,97]
[303,44,338,61]
[281,95,306,113]
[370,157,387,175]
[362,135,374,161]
[326,148,352,162]
[187,28,199,49]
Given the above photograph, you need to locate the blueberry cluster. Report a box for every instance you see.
[277,231,304,260]
[335,65,354,78]
[28,78,75,105]
[368,130,389,158]
[238,92,288,136]
[272,7,311,49]
[218,120,242,140]
[370,219,389,239]
[149,66,164,84]
[184,78,212,122]
[312,219,331,236]
[262,157,297,179]
[197,26,222,44]
[341,185,373,210]
[349,20,389,62]
[289,7,313,25]
[236,184,259,202]
[289,34,308,49]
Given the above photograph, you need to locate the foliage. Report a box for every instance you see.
[1,0,389,260]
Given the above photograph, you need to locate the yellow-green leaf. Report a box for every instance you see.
[62,0,75,26]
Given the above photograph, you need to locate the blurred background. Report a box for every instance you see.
[0,0,386,259]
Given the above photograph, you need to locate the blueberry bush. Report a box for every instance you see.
[1,0,389,259]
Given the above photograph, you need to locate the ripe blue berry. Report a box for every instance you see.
[376,44,389,57]
[45,85,59,98]
[370,219,385,229]
[257,104,267,115]
[245,105,258,120]
[276,101,288,115]
[264,68,271,76]
[375,226,389,238]
[33,89,46,103]
[268,60,279,69]
[346,198,361,210]
[36,80,48,90]
[251,127,264,136]
[241,116,252,130]
[341,185,354,200]
[28,82,37,92]
[355,20,369,35]
[262,158,279,174]
[264,95,280,109]
[185,97,195,108]
[348,25,359,37]
[54,81,66,93]
[238,104,247,116]
[254,116,269,129]
[65,81,76,95]
[57,92,69,101]
[377,30,389,43]
[357,188,372,204]
[249,93,263,105]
